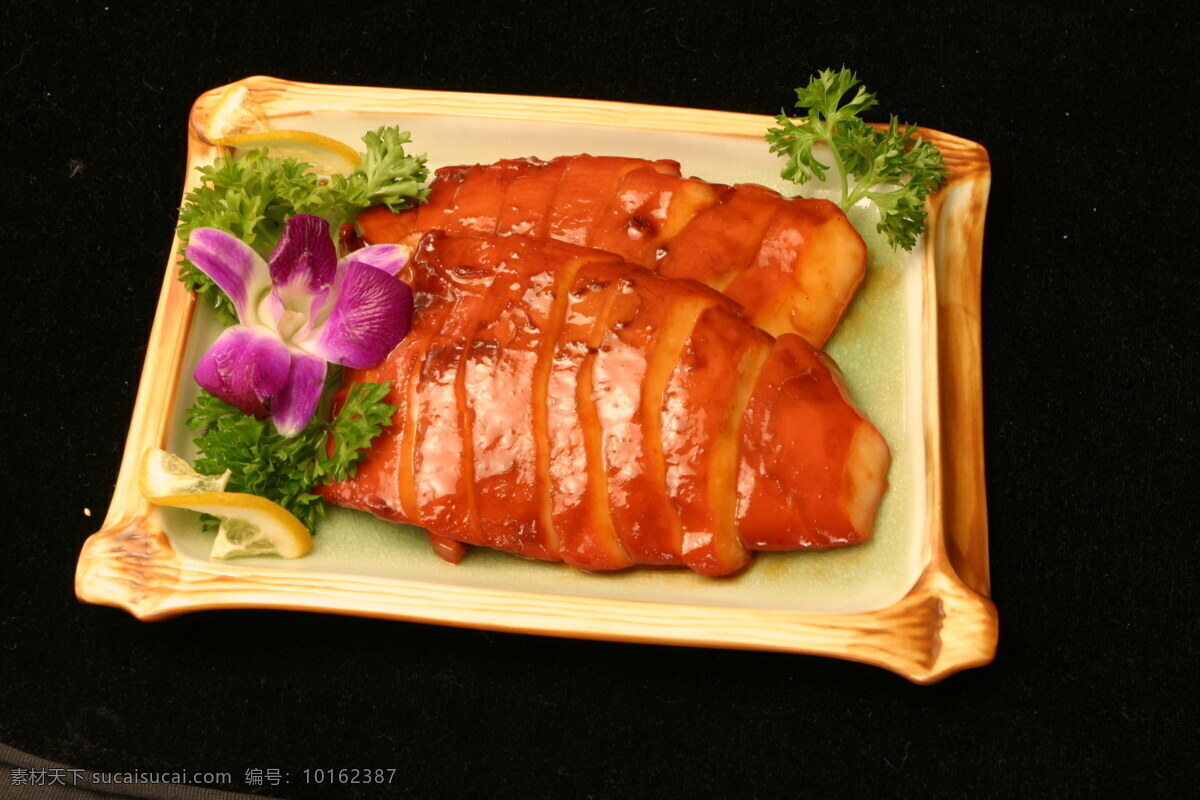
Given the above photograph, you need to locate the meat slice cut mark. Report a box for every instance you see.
[321,233,889,575]
[356,157,868,347]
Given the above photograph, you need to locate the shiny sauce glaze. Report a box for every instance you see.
[736,336,889,549]
[496,157,564,238]
[461,237,549,557]
[589,166,724,268]
[410,240,494,547]
[662,306,772,575]
[320,234,890,575]
[547,155,663,246]
[413,165,470,235]
[441,160,530,237]
[355,157,866,347]
[548,262,633,569]
[593,277,712,565]
[655,183,782,291]
[719,197,865,350]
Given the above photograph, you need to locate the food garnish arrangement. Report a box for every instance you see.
[147,69,947,577]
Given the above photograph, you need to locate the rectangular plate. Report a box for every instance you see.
[76,76,996,683]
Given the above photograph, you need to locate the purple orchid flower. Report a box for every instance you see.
[186,214,413,436]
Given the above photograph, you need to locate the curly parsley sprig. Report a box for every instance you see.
[186,379,397,532]
[766,68,948,251]
[326,127,431,215]
[176,126,429,324]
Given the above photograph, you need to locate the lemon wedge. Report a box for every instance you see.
[151,492,313,559]
[139,447,230,498]
[201,85,270,142]
[211,129,361,176]
[139,448,312,560]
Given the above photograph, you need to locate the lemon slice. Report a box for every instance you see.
[201,85,270,143]
[150,492,313,559]
[139,448,312,560]
[211,129,361,176]
[139,447,230,498]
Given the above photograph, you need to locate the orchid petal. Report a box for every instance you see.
[270,351,327,437]
[268,214,338,320]
[194,326,291,418]
[301,261,413,368]
[342,244,412,277]
[185,229,270,324]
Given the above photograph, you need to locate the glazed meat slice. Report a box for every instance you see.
[588,166,726,268]
[355,155,867,347]
[547,261,635,569]
[690,190,866,350]
[593,277,723,566]
[441,160,532,237]
[321,233,889,576]
[495,157,566,237]
[464,237,612,558]
[662,306,773,575]
[737,336,891,548]
[412,165,470,235]
[546,155,664,246]
[651,182,782,291]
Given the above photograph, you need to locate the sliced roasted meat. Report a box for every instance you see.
[321,233,889,576]
[354,155,867,347]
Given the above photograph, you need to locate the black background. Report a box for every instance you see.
[2,1,1196,798]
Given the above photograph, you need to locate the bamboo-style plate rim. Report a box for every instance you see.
[76,76,996,684]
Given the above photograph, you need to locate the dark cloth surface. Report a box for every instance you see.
[1,1,1196,798]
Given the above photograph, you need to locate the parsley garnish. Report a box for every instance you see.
[766,68,948,251]
[176,126,429,324]
[186,379,397,532]
[325,127,431,216]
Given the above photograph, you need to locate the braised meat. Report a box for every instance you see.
[320,233,889,576]
[355,155,867,348]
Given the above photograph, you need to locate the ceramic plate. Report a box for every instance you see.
[76,76,996,683]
